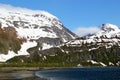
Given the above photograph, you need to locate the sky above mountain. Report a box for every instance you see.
[0,0,120,36]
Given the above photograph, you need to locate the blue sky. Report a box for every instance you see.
[0,0,120,36]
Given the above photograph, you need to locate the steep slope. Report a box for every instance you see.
[0,7,77,62]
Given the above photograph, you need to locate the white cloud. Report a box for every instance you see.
[74,26,100,37]
[0,4,40,14]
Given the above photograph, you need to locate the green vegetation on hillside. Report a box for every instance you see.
[7,43,120,67]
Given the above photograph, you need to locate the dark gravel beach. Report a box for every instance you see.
[0,67,47,80]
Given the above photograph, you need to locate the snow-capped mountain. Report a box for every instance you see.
[0,7,76,41]
[66,23,120,47]
[0,6,77,62]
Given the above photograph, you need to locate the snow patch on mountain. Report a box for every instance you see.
[15,28,57,40]
[0,51,16,62]
[17,41,37,55]
[42,43,53,50]
[0,41,37,62]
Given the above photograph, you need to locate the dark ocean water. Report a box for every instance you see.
[35,68,120,80]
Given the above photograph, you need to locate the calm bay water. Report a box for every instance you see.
[35,68,120,80]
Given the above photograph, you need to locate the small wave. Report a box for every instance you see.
[35,72,51,80]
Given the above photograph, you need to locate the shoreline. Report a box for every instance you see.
[0,67,39,80]
[0,67,119,80]
[0,69,39,80]
[0,66,119,71]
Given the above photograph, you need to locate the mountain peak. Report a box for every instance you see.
[0,7,77,42]
[101,23,119,31]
